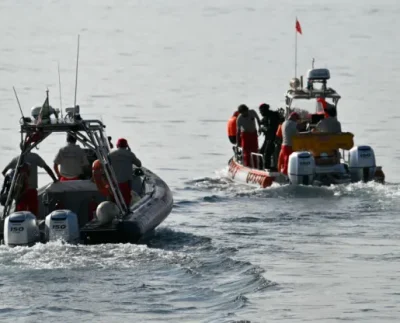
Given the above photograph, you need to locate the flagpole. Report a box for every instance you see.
[295,17,297,78]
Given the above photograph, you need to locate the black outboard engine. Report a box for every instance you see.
[0,169,14,206]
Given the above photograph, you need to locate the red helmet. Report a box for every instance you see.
[116,138,128,148]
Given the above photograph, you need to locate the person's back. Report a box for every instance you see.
[282,119,298,146]
[316,116,342,133]
[108,138,142,207]
[278,113,300,175]
[109,147,142,183]
[266,111,281,140]
[237,109,259,133]
[54,135,89,181]
[5,152,45,190]
[236,105,260,167]
[316,107,341,133]
[2,149,57,216]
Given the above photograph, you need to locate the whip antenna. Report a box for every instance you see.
[73,34,80,109]
[12,86,24,119]
[58,62,63,118]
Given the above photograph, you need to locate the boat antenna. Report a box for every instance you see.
[312,58,315,69]
[57,61,63,119]
[73,34,80,111]
[12,86,25,119]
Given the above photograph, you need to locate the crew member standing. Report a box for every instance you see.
[259,103,282,169]
[2,146,58,216]
[108,138,142,207]
[277,112,300,175]
[227,111,240,144]
[236,104,260,167]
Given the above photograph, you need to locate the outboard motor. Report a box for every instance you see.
[45,210,80,243]
[348,146,376,182]
[4,211,40,247]
[288,151,316,185]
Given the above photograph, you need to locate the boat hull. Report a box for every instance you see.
[227,158,287,188]
[80,167,173,244]
[0,167,173,245]
[227,157,384,188]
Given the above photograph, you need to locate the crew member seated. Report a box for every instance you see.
[315,107,341,133]
[53,134,90,181]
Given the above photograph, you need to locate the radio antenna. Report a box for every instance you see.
[73,34,80,109]
[57,62,63,119]
[12,86,24,119]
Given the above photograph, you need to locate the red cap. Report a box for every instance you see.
[289,112,300,120]
[233,111,240,117]
[116,138,128,148]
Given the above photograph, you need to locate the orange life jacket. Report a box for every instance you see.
[276,124,283,138]
[227,116,237,137]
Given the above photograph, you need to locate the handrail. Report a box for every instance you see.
[250,152,264,170]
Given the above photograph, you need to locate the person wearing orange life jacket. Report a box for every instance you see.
[227,111,240,144]
[277,112,300,175]
[236,104,261,167]
[108,138,142,207]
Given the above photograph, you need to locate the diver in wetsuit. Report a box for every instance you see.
[258,103,283,170]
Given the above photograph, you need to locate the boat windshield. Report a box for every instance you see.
[289,97,336,119]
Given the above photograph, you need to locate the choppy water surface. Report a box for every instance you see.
[1,0,400,322]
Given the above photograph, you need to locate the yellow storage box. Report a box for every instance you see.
[292,132,354,156]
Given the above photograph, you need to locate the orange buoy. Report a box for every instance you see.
[92,160,111,197]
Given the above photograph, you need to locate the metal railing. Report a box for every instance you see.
[250,153,264,170]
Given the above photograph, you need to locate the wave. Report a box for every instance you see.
[183,168,400,201]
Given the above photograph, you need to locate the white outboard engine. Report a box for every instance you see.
[3,211,40,247]
[288,151,316,185]
[348,146,376,183]
[45,210,80,243]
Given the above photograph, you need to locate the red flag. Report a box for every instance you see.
[296,19,302,34]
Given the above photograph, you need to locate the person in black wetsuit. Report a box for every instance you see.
[258,103,283,170]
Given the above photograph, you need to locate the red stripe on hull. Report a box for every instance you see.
[228,159,275,188]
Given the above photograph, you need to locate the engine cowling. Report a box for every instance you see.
[45,210,80,243]
[4,211,40,247]
[288,151,316,185]
[348,146,376,182]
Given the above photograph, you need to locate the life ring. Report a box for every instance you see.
[92,160,111,197]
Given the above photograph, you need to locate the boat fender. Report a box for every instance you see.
[96,201,119,225]
[92,159,111,197]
